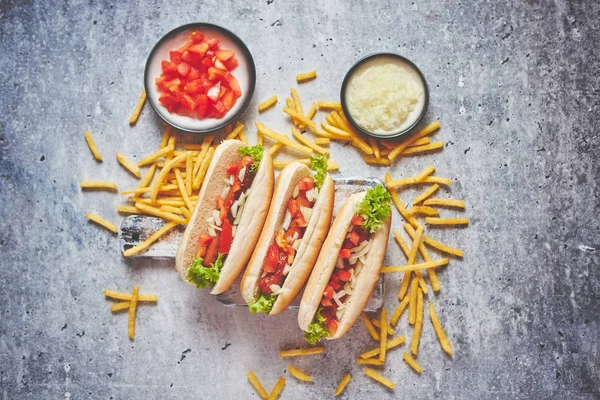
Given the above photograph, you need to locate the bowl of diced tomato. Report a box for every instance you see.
[144,23,256,133]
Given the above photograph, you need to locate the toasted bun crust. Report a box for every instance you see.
[297,191,391,337]
[269,173,334,315]
[175,140,274,294]
[241,162,315,303]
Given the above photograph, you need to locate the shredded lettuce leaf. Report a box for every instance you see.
[248,293,277,314]
[310,154,328,189]
[187,253,225,289]
[356,185,392,233]
[238,145,264,173]
[304,307,329,344]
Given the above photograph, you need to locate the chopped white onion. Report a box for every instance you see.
[283,264,291,276]
[224,177,232,186]
[211,224,222,232]
[283,210,292,230]
[231,201,239,219]
[292,239,301,251]
[232,225,237,237]
[291,232,299,242]
[269,284,282,295]
[220,186,230,199]
[292,184,299,199]
[238,166,246,182]
[207,225,217,237]
[300,206,313,223]
[358,255,366,264]
[305,188,317,202]
[229,175,235,185]
[206,216,215,225]
[348,257,358,265]
[212,210,222,226]
[233,203,244,225]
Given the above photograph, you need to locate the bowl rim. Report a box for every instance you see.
[144,22,257,134]
[339,52,429,140]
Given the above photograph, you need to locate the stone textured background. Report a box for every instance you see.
[1,1,598,399]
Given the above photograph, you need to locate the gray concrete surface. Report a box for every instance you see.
[1,1,598,399]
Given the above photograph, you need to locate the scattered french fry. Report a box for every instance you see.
[127,286,139,339]
[422,236,464,257]
[390,296,410,327]
[361,313,380,341]
[290,88,304,128]
[84,130,103,161]
[368,137,381,160]
[279,347,325,357]
[80,181,118,190]
[110,302,130,312]
[387,175,452,189]
[305,102,317,121]
[356,358,385,366]
[104,290,158,302]
[404,223,441,292]
[317,100,341,109]
[86,213,117,233]
[423,198,466,209]
[134,202,187,224]
[321,122,352,138]
[384,173,419,229]
[137,145,174,167]
[287,365,313,382]
[411,288,424,355]
[123,221,179,257]
[150,153,187,202]
[314,138,330,145]
[359,335,406,359]
[379,307,388,361]
[185,152,193,196]
[388,121,441,161]
[407,224,424,265]
[268,142,284,156]
[137,164,157,190]
[371,319,394,336]
[247,371,269,400]
[403,352,422,373]
[267,377,285,400]
[430,302,453,355]
[335,373,351,396]
[159,126,171,149]
[226,122,245,140]
[258,95,278,112]
[174,169,194,212]
[398,271,411,299]
[255,123,313,155]
[116,205,140,214]
[116,152,141,178]
[415,165,436,182]
[129,89,146,125]
[296,70,317,82]
[408,277,418,325]
[363,155,391,166]
[394,232,411,258]
[401,141,444,156]
[426,217,469,226]
[408,206,439,217]
[291,127,328,155]
[382,258,449,274]
[363,368,395,390]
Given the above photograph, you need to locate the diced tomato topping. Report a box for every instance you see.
[226,162,240,175]
[216,196,227,221]
[296,191,312,208]
[177,61,191,77]
[198,234,213,246]
[265,243,279,273]
[323,285,334,299]
[240,156,255,168]
[340,249,352,259]
[321,298,333,307]
[205,38,220,49]
[207,82,221,101]
[336,269,352,282]
[224,73,242,96]
[223,57,239,71]
[258,271,283,295]
[221,89,237,110]
[161,60,178,74]
[298,177,315,191]
[284,226,303,242]
[170,51,182,64]
[352,215,365,226]
[294,215,308,228]
[224,179,241,207]
[188,42,209,56]
[203,233,220,266]
[190,31,204,43]
[324,318,338,334]
[349,230,360,246]
[329,274,341,290]
[219,219,233,255]
[288,199,300,218]
[215,49,235,61]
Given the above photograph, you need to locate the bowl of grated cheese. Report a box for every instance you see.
[340,53,429,139]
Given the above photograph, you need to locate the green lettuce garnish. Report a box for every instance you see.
[248,293,277,314]
[187,253,225,289]
[356,185,392,233]
[310,154,328,189]
[304,307,329,344]
[238,145,264,173]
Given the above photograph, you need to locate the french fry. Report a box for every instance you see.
[403,352,422,373]
[84,130,103,161]
[407,224,424,265]
[405,223,441,292]
[258,95,278,112]
[160,205,184,215]
[423,198,466,209]
[363,155,391,166]
[363,368,395,390]
[401,141,444,156]
[415,165,436,182]
[411,288,424,355]
[335,373,351,396]
[368,137,381,160]
[290,88,304,128]
[116,205,140,214]
[305,102,317,121]
[426,217,469,226]
[185,151,193,196]
[174,169,194,212]
[314,126,350,139]
[247,371,269,400]
[390,296,410,327]
[380,137,431,150]
[287,365,313,382]
[121,184,178,195]
[127,286,139,339]
[151,153,187,202]
[333,111,373,155]
[361,312,379,341]
[165,136,176,162]
[314,138,330,145]
[387,175,452,189]
[273,158,338,170]
[370,319,394,336]
[86,213,117,233]
[422,236,464,257]
[268,142,284,156]
[116,152,141,178]
[384,173,419,229]
[398,271,411,299]
[379,307,388,361]
[136,198,187,207]
[179,206,191,219]
[138,145,174,167]
[257,131,263,145]
[159,126,171,149]
[317,100,341,109]
[285,97,297,126]
[267,377,285,400]
[394,232,411,259]
[296,70,317,82]
[279,347,325,357]
[408,206,439,217]
[359,335,406,359]
[137,164,157,190]
[430,302,453,355]
[134,202,187,224]
[325,114,338,127]
[192,139,212,178]
[104,289,158,302]
[408,277,418,325]
[255,123,313,155]
[388,121,441,161]
[128,89,146,125]
[356,358,385,366]
[321,123,356,141]
[382,258,449,273]
[123,221,179,257]
[225,122,245,140]
[80,181,118,190]
[239,129,248,144]
[291,127,328,155]
[110,302,130,312]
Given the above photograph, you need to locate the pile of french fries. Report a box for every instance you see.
[104,287,158,339]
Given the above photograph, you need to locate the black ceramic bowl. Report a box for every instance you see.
[144,23,256,134]
[340,53,429,140]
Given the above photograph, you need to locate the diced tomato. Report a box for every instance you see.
[187,67,200,81]
[215,49,235,61]
[199,234,213,245]
[221,89,237,111]
[190,31,204,43]
[321,298,333,307]
[340,249,352,259]
[287,199,300,218]
[158,93,179,107]
[298,177,315,191]
[195,94,210,117]
[219,219,233,255]
[349,230,360,246]
[214,58,227,71]
[170,51,182,64]
[223,57,239,71]
[265,243,279,273]
[354,225,369,243]
[208,67,228,82]
[352,215,365,226]
[226,161,240,175]
[218,85,228,99]
[224,180,241,207]
[176,41,191,54]
[336,269,352,282]
[323,285,334,299]
[294,214,307,227]
[182,93,197,111]
[240,156,255,168]
[201,57,214,69]
[161,60,178,74]
[330,274,341,290]
[324,318,338,334]
[258,271,283,295]
[216,196,228,221]
[184,79,202,94]
[296,191,312,208]
[207,82,221,102]
[205,38,220,49]
[284,226,302,242]
[203,233,220,266]
[176,62,191,77]
[188,42,209,56]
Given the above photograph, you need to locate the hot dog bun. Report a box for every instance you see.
[241,162,334,313]
[175,140,274,294]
